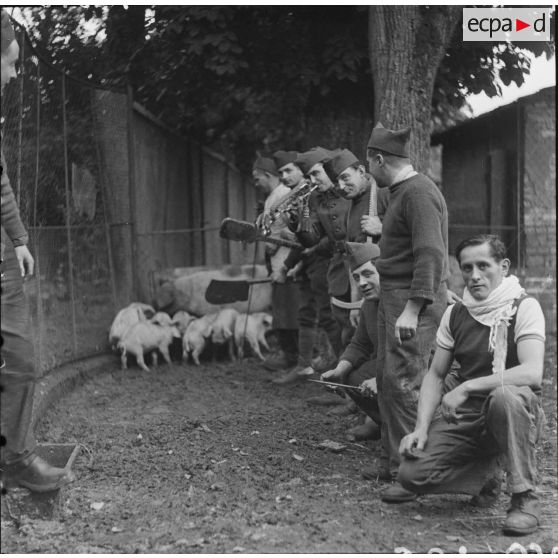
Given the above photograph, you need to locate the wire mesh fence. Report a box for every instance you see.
[2,21,260,375]
[2,27,120,375]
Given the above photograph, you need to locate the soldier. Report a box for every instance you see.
[252,155,299,371]
[1,9,75,492]
[365,123,449,503]
[270,150,339,386]
[323,149,389,332]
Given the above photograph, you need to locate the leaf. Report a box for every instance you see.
[90,502,105,511]
[292,453,304,461]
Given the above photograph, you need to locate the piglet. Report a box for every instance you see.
[210,308,239,361]
[118,321,181,371]
[150,311,173,327]
[234,312,273,361]
[109,302,156,348]
[171,310,194,335]
[182,313,218,365]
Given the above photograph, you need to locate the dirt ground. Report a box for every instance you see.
[2,337,557,554]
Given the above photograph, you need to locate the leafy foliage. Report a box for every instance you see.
[12,6,555,169]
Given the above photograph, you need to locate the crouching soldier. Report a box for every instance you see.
[397,234,546,537]
[321,241,383,441]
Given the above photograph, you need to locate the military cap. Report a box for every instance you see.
[367,122,411,158]
[1,9,16,54]
[294,147,333,175]
[272,150,299,170]
[322,149,360,182]
[252,155,279,176]
[345,241,380,271]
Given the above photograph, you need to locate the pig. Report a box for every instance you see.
[108,302,156,348]
[210,308,239,361]
[150,311,173,327]
[233,312,273,361]
[154,264,271,316]
[171,310,195,335]
[117,321,181,371]
[182,313,218,365]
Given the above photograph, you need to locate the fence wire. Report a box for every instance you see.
[2,27,119,374]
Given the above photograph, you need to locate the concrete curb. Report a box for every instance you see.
[32,353,117,428]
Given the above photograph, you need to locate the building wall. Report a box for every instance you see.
[522,88,556,278]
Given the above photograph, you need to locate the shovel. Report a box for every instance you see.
[205,277,272,304]
[219,218,301,249]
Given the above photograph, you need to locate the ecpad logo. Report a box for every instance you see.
[463,7,551,42]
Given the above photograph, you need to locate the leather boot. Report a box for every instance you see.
[4,454,75,493]
[296,326,317,368]
[502,491,540,536]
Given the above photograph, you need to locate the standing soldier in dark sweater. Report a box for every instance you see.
[1,9,75,492]
[366,123,448,503]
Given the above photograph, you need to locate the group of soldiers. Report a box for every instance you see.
[249,124,547,538]
[1,7,547,539]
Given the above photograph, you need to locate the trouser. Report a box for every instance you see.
[271,281,299,361]
[345,358,381,425]
[398,386,545,495]
[297,255,342,366]
[0,243,38,467]
[376,285,447,476]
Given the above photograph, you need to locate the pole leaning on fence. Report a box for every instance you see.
[61,74,79,357]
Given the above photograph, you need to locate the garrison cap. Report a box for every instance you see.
[367,122,411,158]
[1,9,16,54]
[322,149,360,182]
[294,147,334,175]
[252,156,279,176]
[272,150,299,170]
[345,241,380,271]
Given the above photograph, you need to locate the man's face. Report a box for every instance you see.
[366,151,389,188]
[278,163,304,189]
[252,169,271,194]
[308,163,333,192]
[337,165,368,199]
[1,40,19,93]
[459,242,510,301]
[352,260,380,301]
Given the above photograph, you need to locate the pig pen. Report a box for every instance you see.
[2,338,557,553]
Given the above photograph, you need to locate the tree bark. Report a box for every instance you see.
[368,6,460,173]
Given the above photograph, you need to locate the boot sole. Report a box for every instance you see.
[502,524,539,536]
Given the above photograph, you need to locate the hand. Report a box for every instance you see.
[446,289,462,304]
[394,307,419,345]
[287,261,303,279]
[360,215,382,237]
[440,386,468,424]
[350,308,360,328]
[270,266,288,284]
[14,245,34,277]
[399,429,428,459]
[359,378,377,397]
[321,367,346,382]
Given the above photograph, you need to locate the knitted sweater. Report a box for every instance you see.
[377,173,448,302]
[1,147,28,261]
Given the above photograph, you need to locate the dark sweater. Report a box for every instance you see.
[1,147,28,261]
[377,173,448,303]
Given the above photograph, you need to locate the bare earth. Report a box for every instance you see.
[2,338,557,554]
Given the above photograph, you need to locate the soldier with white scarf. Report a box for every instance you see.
[397,234,546,537]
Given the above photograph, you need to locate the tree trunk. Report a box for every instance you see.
[368,6,460,173]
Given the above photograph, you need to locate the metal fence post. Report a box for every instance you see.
[61,74,79,356]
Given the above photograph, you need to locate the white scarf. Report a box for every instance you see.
[391,164,417,186]
[462,275,525,374]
